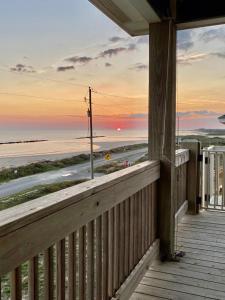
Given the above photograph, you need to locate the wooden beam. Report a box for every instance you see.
[149,20,177,260]
[181,141,200,214]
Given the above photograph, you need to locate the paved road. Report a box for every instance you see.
[0,148,147,198]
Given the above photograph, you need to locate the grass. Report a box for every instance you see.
[0,179,87,211]
[94,161,126,174]
[179,135,225,148]
[0,143,147,183]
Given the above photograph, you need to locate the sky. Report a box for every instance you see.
[0,0,225,131]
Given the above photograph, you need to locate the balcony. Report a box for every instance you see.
[0,142,217,300]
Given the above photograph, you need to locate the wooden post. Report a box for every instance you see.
[149,20,177,260]
[181,141,201,214]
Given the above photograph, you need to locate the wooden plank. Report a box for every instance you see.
[11,267,22,300]
[87,221,94,300]
[181,141,200,214]
[102,212,108,299]
[0,161,159,236]
[175,149,189,167]
[150,263,225,286]
[149,20,176,260]
[68,232,76,300]
[145,186,150,248]
[119,202,125,285]
[78,227,85,300]
[28,256,39,300]
[108,208,114,298]
[114,240,159,300]
[95,216,102,299]
[133,193,138,265]
[56,239,65,300]
[145,270,225,295]
[141,276,225,299]
[135,283,213,300]
[0,161,160,277]
[124,198,129,278]
[130,293,165,300]
[129,196,134,272]
[44,247,54,300]
[137,191,142,260]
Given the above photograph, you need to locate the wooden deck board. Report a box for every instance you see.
[130,210,225,299]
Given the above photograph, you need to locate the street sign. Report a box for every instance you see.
[104,153,111,161]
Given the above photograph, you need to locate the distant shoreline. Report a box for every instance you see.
[0,139,47,145]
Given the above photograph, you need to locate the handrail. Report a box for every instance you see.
[175,149,189,167]
[0,160,160,277]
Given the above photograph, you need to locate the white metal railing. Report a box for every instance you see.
[202,146,225,210]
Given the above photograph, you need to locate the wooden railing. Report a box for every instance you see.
[0,160,160,300]
[175,149,189,213]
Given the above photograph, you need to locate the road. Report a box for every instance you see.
[0,148,147,198]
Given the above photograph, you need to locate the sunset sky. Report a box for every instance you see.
[0,0,225,131]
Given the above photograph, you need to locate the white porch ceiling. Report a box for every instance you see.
[89,0,160,36]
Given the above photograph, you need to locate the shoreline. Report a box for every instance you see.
[0,139,147,169]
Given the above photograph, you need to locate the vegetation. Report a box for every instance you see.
[94,161,126,174]
[0,143,147,183]
[0,179,87,211]
[178,135,225,148]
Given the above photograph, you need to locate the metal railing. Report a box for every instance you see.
[202,146,225,210]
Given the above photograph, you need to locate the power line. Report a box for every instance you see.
[93,89,147,101]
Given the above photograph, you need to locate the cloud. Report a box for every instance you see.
[177,110,219,118]
[211,52,225,59]
[57,65,74,72]
[127,113,147,119]
[177,30,194,51]
[177,53,209,65]
[130,63,148,71]
[137,36,149,44]
[10,64,36,73]
[99,44,137,58]
[64,56,93,64]
[105,62,112,67]
[109,36,126,43]
[200,27,225,43]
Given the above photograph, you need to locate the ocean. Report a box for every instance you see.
[0,128,197,168]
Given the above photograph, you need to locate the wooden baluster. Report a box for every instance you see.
[143,187,149,252]
[108,208,114,298]
[102,212,109,299]
[133,193,138,265]
[11,267,22,300]
[152,183,157,241]
[124,198,130,278]
[29,256,39,300]
[87,221,94,300]
[96,216,102,299]
[148,185,152,246]
[141,189,145,255]
[56,239,65,300]
[68,232,77,300]
[129,196,134,272]
[113,205,119,293]
[79,227,85,300]
[146,186,150,248]
[44,247,54,300]
[119,202,125,285]
[138,191,142,260]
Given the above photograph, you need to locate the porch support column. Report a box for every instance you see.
[148,20,177,260]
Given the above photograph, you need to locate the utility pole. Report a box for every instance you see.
[87,86,94,179]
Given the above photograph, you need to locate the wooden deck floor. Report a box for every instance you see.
[130,210,225,300]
